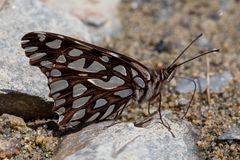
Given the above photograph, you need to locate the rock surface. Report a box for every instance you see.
[175,71,233,94]
[218,126,240,141]
[42,0,122,42]
[0,0,90,120]
[54,114,199,160]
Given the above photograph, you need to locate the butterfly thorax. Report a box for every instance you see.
[134,66,176,105]
[134,68,161,104]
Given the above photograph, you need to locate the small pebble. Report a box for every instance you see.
[175,98,190,107]
[218,126,240,141]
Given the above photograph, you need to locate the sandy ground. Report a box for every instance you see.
[0,1,239,159]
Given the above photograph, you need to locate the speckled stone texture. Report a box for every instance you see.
[0,0,90,120]
[54,114,199,160]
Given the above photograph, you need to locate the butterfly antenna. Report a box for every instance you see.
[168,33,203,69]
[175,49,219,67]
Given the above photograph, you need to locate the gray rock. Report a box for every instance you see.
[0,0,90,120]
[0,138,20,159]
[218,126,240,141]
[157,0,175,21]
[175,77,206,93]
[209,71,233,92]
[175,98,190,107]
[42,0,122,42]
[175,71,233,94]
[53,114,199,160]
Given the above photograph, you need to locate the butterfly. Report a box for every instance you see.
[21,32,219,127]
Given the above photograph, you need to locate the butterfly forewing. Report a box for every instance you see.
[21,32,152,126]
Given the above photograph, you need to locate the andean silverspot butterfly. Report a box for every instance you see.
[21,32,219,129]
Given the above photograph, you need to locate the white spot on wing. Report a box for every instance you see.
[40,61,52,68]
[52,93,60,99]
[37,34,46,41]
[72,96,91,108]
[69,121,81,126]
[50,80,68,94]
[87,61,106,72]
[93,98,107,109]
[134,77,146,88]
[55,99,65,107]
[108,52,119,58]
[46,39,62,49]
[78,73,88,76]
[68,58,106,73]
[131,62,151,80]
[56,55,66,63]
[57,35,64,39]
[50,69,61,77]
[73,84,87,97]
[29,52,46,61]
[86,112,100,122]
[55,107,65,115]
[68,58,85,70]
[68,49,83,57]
[58,115,64,123]
[131,68,138,77]
[113,65,127,76]
[88,76,125,89]
[71,109,86,121]
[21,40,30,45]
[100,104,115,120]
[114,89,133,98]
[100,56,109,62]
[74,41,81,45]
[24,46,38,52]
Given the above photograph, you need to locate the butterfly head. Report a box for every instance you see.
[166,64,177,82]
[155,64,177,83]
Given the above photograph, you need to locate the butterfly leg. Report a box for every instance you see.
[114,103,128,120]
[103,104,128,129]
[180,77,196,119]
[158,92,175,137]
[133,102,154,127]
[175,76,197,119]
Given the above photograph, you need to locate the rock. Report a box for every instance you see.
[157,0,175,20]
[1,114,26,129]
[42,0,121,42]
[0,113,32,134]
[175,98,190,107]
[0,139,20,159]
[175,77,206,93]
[0,0,90,120]
[35,135,56,151]
[175,71,233,94]
[218,126,240,141]
[53,114,199,160]
[154,39,173,53]
[209,71,233,93]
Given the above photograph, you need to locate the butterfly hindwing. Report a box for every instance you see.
[21,32,151,126]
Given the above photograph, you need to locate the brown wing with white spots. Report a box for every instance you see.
[21,31,152,126]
